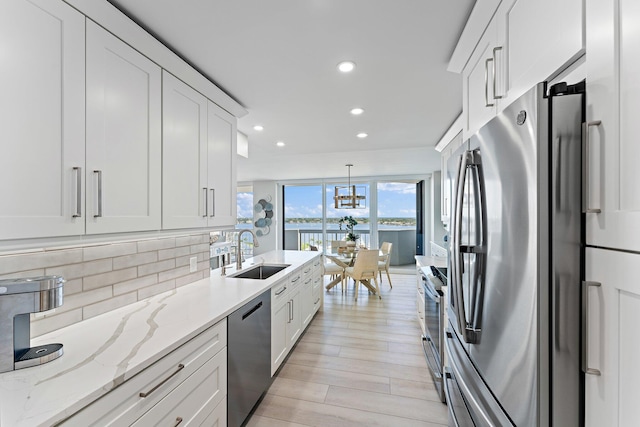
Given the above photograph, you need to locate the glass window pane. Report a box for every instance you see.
[283,185,323,251]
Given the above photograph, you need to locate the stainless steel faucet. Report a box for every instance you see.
[0,276,65,373]
[236,229,259,270]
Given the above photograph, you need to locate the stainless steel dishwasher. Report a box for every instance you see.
[228,289,271,427]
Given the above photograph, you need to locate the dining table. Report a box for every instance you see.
[324,248,380,295]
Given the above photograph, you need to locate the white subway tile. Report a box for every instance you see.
[137,279,176,300]
[137,237,176,252]
[0,249,83,275]
[113,251,158,270]
[113,274,158,296]
[83,267,137,291]
[46,259,112,281]
[31,308,83,338]
[83,242,137,261]
[158,265,190,282]
[138,259,175,276]
[175,270,204,288]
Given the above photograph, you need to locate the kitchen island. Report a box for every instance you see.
[0,250,319,426]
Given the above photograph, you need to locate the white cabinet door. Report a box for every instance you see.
[207,101,237,228]
[462,20,498,139]
[301,275,314,328]
[585,0,640,252]
[585,248,640,427]
[162,71,208,229]
[440,131,462,225]
[497,0,584,111]
[86,22,161,234]
[287,287,302,347]
[271,295,289,376]
[0,0,85,239]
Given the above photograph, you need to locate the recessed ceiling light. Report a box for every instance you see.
[276,141,285,147]
[253,125,264,131]
[350,108,364,115]
[337,61,356,73]
[357,133,368,139]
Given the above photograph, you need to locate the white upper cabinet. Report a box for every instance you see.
[0,0,85,239]
[207,101,237,228]
[162,71,209,230]
[163,72,237,230]
[459,0,584,139]
[462,19,498,138]
[86,21,162,234]
[585,0,640,252]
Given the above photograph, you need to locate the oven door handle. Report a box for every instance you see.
[421,335,443,380]
[423,279,441,303]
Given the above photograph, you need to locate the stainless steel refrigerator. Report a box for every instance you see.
[444,82,584,426]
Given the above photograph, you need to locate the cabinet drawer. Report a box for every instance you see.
[131,348,227,426]
[201,396,227,427]
[62,319,227,426]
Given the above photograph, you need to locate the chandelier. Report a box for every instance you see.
[334,164,366,209]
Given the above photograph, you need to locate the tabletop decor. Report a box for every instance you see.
[338,215,359,246]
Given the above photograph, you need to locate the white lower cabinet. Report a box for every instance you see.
[271,256,321,376]
[131,349,227,426]
[584,248,640,426]
[61,319,227,426]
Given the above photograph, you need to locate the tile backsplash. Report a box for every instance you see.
[0,233,211,337]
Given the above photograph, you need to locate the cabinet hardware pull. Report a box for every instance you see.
[139,363,185,397]
[314,298,320,304]
[287,301,292,323]
[492,47,503,100]
[202,188,208,217]
[582,121,602,213]
[210,188,215,217]
[275,286,287,296]
[72,167,82,218]
[93,170,103,218]
[485,58,495,107]
[582,281,602,376]
[291,276,300,283]
[173,417,183,426]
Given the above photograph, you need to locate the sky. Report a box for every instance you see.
[237,182,417,219]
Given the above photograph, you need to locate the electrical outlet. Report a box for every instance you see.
[189,256,198,273]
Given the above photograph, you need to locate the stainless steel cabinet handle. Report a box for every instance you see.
[93,170,103,218]
[291,276,300,283]
[139,363,185,397]
[582,281,602,376]
[202,188,208,217]
[485,58,495,107]
[492,46,503,100]
[582,120,602,213]
[275,286,287,296]
[173,417,183,427]
[287,301,292,323]
[72,167,82,218]
[210,188,215,217]
[314,297,320,304]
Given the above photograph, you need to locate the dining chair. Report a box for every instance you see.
[330,240,347,253]
[322,254,345,292]
[344,249,381,300]
[378,242,393,289]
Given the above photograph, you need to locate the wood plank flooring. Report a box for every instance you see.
[247,273,448,427]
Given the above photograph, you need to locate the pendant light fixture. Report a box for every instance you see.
[334,164,366,209]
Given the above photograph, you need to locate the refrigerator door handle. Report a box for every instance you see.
[582,120,602,213]
[452,150,470,340]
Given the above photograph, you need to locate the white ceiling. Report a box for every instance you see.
[108,0,475,182]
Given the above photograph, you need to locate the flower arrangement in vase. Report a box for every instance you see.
[338,216,359,245]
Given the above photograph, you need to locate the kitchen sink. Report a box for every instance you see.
[229,264,290,280]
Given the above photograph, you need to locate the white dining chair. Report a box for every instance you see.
[377,242,393,289]
[344,249,381,300]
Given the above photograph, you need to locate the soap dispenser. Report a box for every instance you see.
[0,275,65,373]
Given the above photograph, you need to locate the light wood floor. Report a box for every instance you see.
[247,272,448,427]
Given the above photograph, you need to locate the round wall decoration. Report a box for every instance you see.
[254,195,273,237]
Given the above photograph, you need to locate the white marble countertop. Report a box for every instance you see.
[0,250,319,427]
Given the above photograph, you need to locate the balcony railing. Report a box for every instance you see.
[284,228,371,252]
